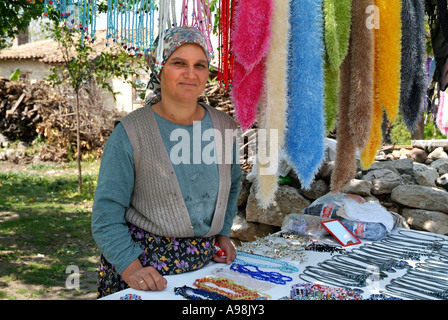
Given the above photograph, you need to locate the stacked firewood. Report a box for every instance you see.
[0,77,52,143]
[199,80,234,116]
[0,77,126,161]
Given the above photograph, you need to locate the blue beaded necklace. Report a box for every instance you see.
[234,251,299,273]
[174,285,231,300]
[230,263,293,285]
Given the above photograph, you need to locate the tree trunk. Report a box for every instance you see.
[75,88,82,193]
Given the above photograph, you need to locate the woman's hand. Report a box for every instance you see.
[213,235,237,264]
[121,259,167,291]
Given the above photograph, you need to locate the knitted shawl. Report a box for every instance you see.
[361,0,402,169]
[400,0,427,133]
[285,0,325,190]
[330,0,374,192]
[230,0,273,131]
[322,0,352,133]
[437,90,448,135]
[255,0,291,208]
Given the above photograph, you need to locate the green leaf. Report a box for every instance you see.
[9,68,20,81]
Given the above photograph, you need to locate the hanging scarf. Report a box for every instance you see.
[347,0,375,150]
[330,0,374,192]
[285,0,325,190]
[330,48,358,192]
[322,0,352,133]
[255,0,292,209]
[361,0,402,169]
[230,0,274,131]
[437,90,448,135]
[400,0,427,133]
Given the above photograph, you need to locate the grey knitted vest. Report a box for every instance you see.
[118,103,238,238]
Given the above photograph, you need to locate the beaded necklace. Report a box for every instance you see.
[234,251,299,273]
[174,285,231,300]
[193,276,271,300]
[230,263,293,285]
[212,267,276,291]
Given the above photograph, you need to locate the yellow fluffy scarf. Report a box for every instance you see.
[360,0,402,169]
[256,0,291,209]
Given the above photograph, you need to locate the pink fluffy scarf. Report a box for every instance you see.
[230,0,274,131]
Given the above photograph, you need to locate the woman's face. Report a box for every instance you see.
[160,43,209,103]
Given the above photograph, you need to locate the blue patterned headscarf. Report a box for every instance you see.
[145,27,211,103]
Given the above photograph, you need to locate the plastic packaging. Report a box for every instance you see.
[302,193,366,218]
[281,213,331,240]
[302,192,392,241]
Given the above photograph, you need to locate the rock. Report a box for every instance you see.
[237,173,251,208]
[364,158,414,176]
[299,179,329,200]
[5,148,16,161]
[362,168,402,195]
[401,208,448,234]
[392,158,414,175]
[412,139,448,152]
[246,184,311,227]
[316,161,334,181]
[230,211,279,242]
[342,179,372,197]
[436,174,448,191]
[391,185,448,213]
[427,147,448,161]
[430,158,448,175]
[414,166,439,187]
[409,147,427,163]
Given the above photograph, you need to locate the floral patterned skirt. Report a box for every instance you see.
[97,223,215,298]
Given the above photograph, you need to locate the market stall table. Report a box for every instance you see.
[99,228,448,301]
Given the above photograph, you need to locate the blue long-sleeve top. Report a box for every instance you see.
[91,108,242,274]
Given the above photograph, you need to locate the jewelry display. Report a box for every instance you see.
[212,267,276,291]
[234,251,299,273]
[290,283,363,300]
[119,293,142,300]
[230,263,293,285]
[304,242,347,255]
[236,233,308,262]
[366,294,402,300]
[174,285,231,300]
[193,276,271,300]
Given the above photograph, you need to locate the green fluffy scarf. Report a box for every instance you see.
[323,0,352,133]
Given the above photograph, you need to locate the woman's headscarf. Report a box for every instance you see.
[145,26,212,104]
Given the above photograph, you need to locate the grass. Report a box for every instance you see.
[0,161,100,300]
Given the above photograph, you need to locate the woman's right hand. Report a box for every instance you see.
[121,258,167,291]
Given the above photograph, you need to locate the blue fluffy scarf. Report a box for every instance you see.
[285,0,325,190]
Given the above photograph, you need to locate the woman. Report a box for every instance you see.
[91,26,242,298]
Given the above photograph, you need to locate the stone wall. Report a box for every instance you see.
[231,142,448,242]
